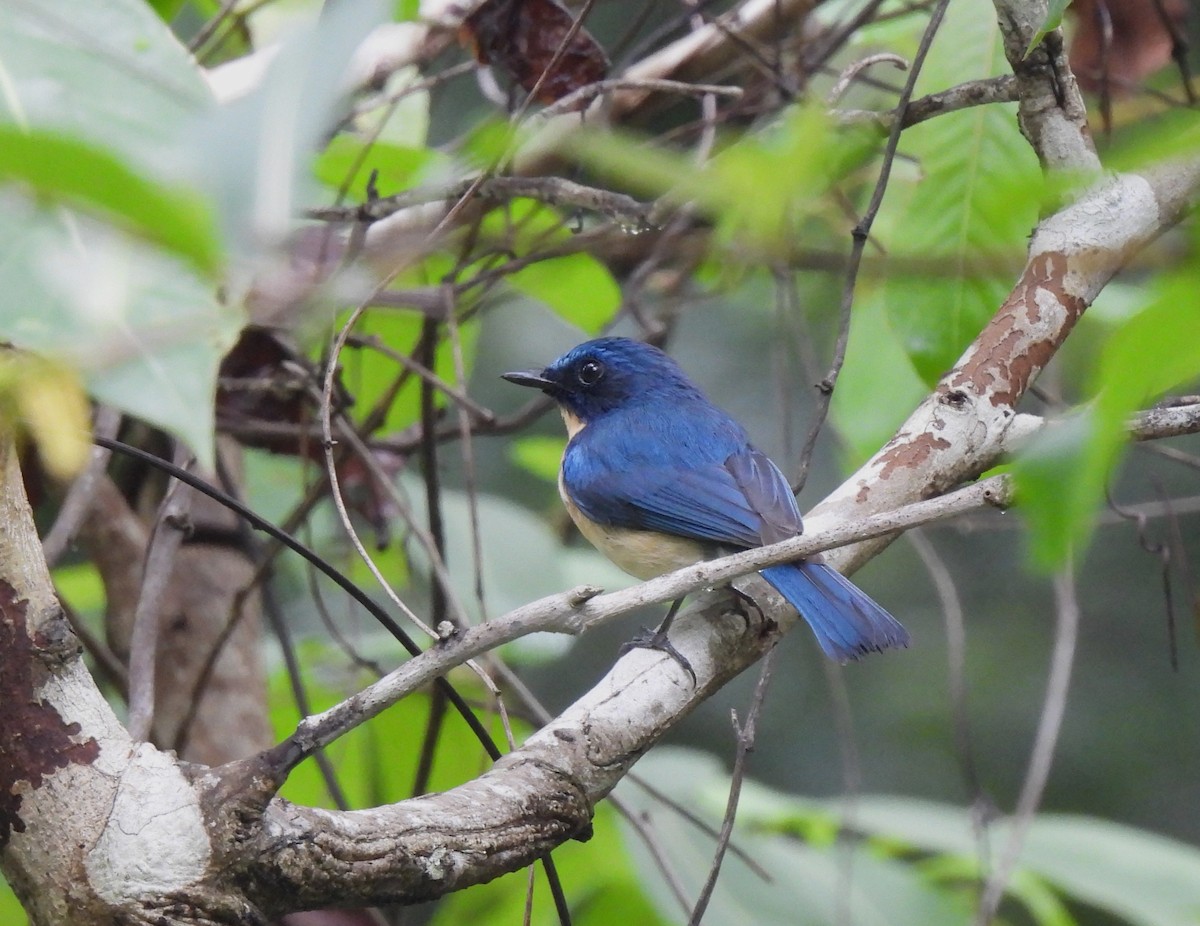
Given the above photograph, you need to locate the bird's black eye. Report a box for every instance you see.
[577,359,605,386]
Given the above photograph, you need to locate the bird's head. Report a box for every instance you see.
[502,337,698,428]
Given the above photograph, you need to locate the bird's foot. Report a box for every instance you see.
[620,628,696,685]
[727,585,765,628]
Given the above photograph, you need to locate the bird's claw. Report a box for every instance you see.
[620,628,696,685]
[728,585,765,628]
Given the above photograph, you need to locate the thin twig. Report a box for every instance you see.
[1105,484,1177,668]
[412,319,450,798]
[285,475,1014,763]
[347,333,496,424]
[309,175,655,228]
[305,555,386,679]
[320,306,437,639]
[802,0,893,75]
[824,657,862,926]
[94,435,505,765]
[974,567,1081,924]
[623,807,694,916]
[127,444,195,743]
[188,0,240,53]
[514,0,600,125]
[320,309,512,781]
[826,52,909,105]
[687,646,777,925]
[43,405,122,566]
[311,363,474,630]
[794,0,951,490]
[1153,474,1194,668]
[486,655,744,910]
[1150,0,1195,104]
[351,60,476,119]
[623,773,772,883]
[260,580,353,811]
[537,77,743,119]
[908,530,992,893]
[446,304,488,605]
[836,75,1020,131]
[58,597,128,697]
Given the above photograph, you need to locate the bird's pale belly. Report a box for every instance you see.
[559,474,708,580]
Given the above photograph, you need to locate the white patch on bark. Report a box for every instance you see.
[1033,174,1160,299]
[85,744,210,903]
[38,670,131,775]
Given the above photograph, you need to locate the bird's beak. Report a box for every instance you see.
[501,369,555,390]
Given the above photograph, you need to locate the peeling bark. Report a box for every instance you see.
[0,584,99,848]
[0,439,137,926]
[808,162,1200,569]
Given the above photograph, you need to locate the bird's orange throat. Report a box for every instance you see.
[559,407,586,439]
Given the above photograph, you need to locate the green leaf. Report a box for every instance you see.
[881,0,1040,384]
[476,199,621,334]
[0,0,233,467]
[1015,268,1200,568]
[314,137,439,201]
[621,749,968,925]
[1020,816,1200,926]
[1025,0,1072,58]
[824,796,1200,926]
[0,0,212,153]
[830,289,927,468]
[339,311,480,434]
[53,562,107,621]
[510,435,566,483]
[184,0,389,253]
[352,66,431,149]
[507,253,620,336]
[995,871,1078,926]
[148,0,187,21]
[460,118,533,171]
[1012,410,1103,568]
[0,194,235,469]
[0,873,25,926]
[0,128,220,277]
[394,0,421,19]
[1101,109,1200,174]
[569,103,881,260]
[921,856,1079,926]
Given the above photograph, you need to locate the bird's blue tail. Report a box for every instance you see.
[761,562,908,663]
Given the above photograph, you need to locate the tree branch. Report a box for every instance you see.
[278,476,1011,772]
[807,156,1200,572]
[991,0,1099,172]
[308,175,656,228]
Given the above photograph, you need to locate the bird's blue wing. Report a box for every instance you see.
[723,445,805,544]
[565,429,803,549]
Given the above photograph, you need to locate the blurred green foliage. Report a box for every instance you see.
[1017,262,1200,568]
[625,748,1200,926]
[0,874,25,926]
[875,0,1041,384]
[511,435,568,484]
[571,103,882,261]
[0,0,231,467]
[5,0,1200,923]
[313,137,442,202]
[267,649,666,924]
[0,128,222,278]
[478,200,621,333]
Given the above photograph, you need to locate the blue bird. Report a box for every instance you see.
[502,337,908,665]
